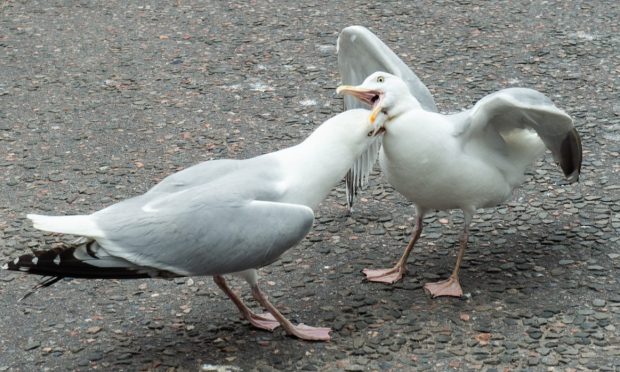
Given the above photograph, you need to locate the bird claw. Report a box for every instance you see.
[424,277,463,298]
[362,266,406,284]
[245,312,280,331]
[287,324,331,341]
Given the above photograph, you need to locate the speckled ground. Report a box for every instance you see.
[1,1,619,371]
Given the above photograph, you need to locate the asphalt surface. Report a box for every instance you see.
[1,1,619,371]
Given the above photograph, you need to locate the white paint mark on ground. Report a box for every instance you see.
[250,82,274,92]
[300,99,317,106]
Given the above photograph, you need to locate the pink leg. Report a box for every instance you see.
[363,214,424,284]
[251,284,331,341]
[213,275,280,331]
[424,223,469,298]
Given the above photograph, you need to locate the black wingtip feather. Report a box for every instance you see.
[560,128,582,183]
[18,276,63,302]
[4,240,182,299]
[5,241,179,280]
[345,169,356,211]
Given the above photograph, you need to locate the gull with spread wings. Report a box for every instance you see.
[337,26,581,297]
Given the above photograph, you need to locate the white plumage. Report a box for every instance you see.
[5,109,385,340]
[338,71,581,297]
[28,214,105,238]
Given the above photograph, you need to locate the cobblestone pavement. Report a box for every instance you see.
[1,1,619,371]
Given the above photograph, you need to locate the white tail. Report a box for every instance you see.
[27,214,105,238]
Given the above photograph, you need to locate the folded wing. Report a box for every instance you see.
[17,170,315,279]
[96,177,315,276]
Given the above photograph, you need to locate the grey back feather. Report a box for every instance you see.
[93,160,315,275]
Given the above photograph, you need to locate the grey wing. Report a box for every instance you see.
[337,26,438,209]
[458,87,582,182]
[146,159,242,195]
[92,182,315,276]
[337,25,437,112]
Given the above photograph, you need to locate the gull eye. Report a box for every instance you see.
[376,76,385,83]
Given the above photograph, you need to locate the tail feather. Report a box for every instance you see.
[27,214,104,238]
[3,239,181,299]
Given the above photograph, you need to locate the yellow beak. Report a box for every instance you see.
[336,85,383,125]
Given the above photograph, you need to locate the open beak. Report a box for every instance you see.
[370,111,387,136]
[336,85,384,125]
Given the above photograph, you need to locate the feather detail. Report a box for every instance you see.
[3,238,180,300]
[27,214,105,238]
[345,136,382,210]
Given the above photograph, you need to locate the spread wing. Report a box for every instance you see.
[337,25,437,209]
[456,87,581,182]
[337,25,437,112]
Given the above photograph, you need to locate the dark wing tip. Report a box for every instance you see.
[560,128,582,183]
[4,252,41,272]
[345,169,356,211]
[18,276,64,302]
[6,242,183,301]
[4,242,180,280]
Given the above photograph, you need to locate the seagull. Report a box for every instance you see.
[337,71,582,297]
[337,25,438,210]
[3,108,385,341]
